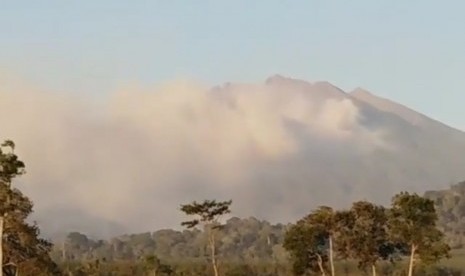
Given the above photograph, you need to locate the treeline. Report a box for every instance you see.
[52,194,458,276]
[52,217,289,275]
[283,194,449,276]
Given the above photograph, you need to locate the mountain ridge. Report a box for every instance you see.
[350,87,463,135]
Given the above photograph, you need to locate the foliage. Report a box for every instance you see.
[283,219,328,275]
[388,192,450,275]
[51,212,463,275]
[284,193,450,276]
[180,200,232,276]
[345,201,397,271]
[0,140,59,275]
[180,200,232,230]
[142,254,173,275]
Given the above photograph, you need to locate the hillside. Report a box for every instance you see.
[425,181,465,248]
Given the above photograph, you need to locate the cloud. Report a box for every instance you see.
[0,76,388,237]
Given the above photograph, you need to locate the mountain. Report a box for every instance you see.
[350,87,464,137]
[3,75,465,237]
[425,181,465,248]
[236,75,465,207]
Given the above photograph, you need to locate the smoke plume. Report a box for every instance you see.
[0,75,388,237]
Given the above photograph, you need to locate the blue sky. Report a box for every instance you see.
[1,1,465,129]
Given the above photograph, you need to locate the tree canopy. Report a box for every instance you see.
[0,140,59,275]
[284,192,450,276]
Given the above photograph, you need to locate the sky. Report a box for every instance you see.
[1,0,465,129]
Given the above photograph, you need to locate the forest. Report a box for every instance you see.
[2,140,465,275]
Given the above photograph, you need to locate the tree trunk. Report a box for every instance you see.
[208,230,219,276]
[329,235,335,276]
[0,216,3,276]
[408,244,416,276]
[2,182,11,276]
[371,264,376,276]
[316,254,326,276]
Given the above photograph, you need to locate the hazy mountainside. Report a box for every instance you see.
[425,181,465,248]
[2,75,465,237]
[350,87,465,141]
[351,88,443,129]
[232,75,465,206]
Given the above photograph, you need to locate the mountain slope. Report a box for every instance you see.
[206,75,465,218]
[350,87,463,136]
[4,75,465,236]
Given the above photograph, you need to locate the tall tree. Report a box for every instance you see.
[0,140,59,276]
[0,140,24,276]
[307,206,336,276]
[344,201,397,276]
[388,192,450,276]
[180,199,232,276]
[283,206,336,276]
[283,219,329,276]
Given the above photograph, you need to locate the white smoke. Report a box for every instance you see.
[0,75,388,237]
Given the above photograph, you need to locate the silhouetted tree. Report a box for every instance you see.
[180,199,232,276]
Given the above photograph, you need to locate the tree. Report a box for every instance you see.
[283,206,336,276]
[283,219,329,275]
[388,192,450,276]
[142,254,173,276]
[307,206,336,276]
[180,199,232,276]
[331,209,356,270]
[0,140,24,276]
[0,140,59,275]
[344,201,397,276]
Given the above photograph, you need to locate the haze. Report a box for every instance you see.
[1,1,465,238]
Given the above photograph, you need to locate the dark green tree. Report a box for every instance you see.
[0,140,59,276]
[345,201,397,276]
[180,199,232,276]
[283,219,328,275]
[142,254,173,276]
[388,192,450,276]
[331,209,355,261]
[283,206,338,276]
[307,206,336,276]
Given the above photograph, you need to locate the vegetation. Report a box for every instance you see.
[180,200,232,276]
[283,195,449,276]
[52,194,456,275]
[1,139,464,275]
[344,201,395,274]
[388,192,450,276]
[0,140,59,275]
[425,181,465,248]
